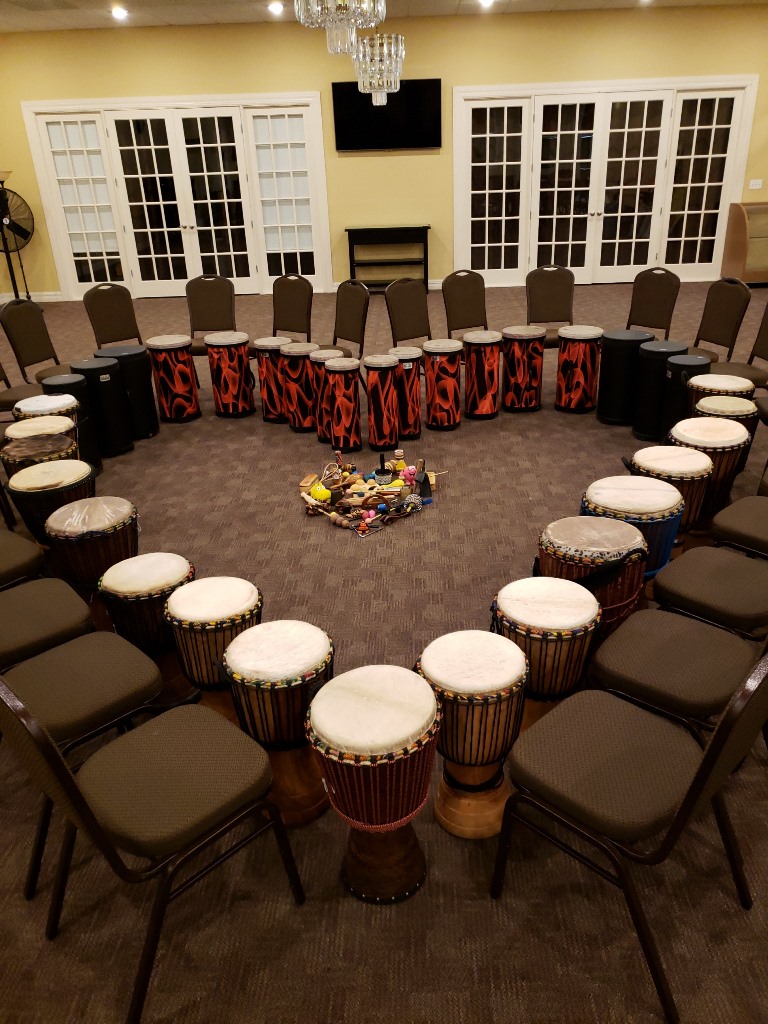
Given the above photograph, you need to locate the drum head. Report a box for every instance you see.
[225,620,331,682]
[309,665,436,756]
[145,334,192,350]
[423,339,463,354]
[389,346,423,361]
[559,325,602,340]
[496,577,600,631]
[688,373,754,393]
[311,348,345,364]
[695,395,757,416]
[2,435,75,460]
[670,417,749,448]
[502,326,546,339]
[280,342,318,355]
[363,354,398,368]
[585,475,683,515]
[326,357,360,371]
[9,459,91,493]
[15,394,77,416]
[166,576,259,622]
[463,331,502,344]
[420,630,526,694]
[203,331,249,346]
[540,516,647,559]
[45,496,135,538]
[253,337,285,351]
[631,445,713,478]
[100,552,192,596]
[5,415,75,439]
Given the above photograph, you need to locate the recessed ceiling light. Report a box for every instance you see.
[268,1,284,13]
[111,6,128,20]
[479,0,495,8]
[639,0,653,5]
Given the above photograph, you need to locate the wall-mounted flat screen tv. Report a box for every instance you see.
[332,79,442,152]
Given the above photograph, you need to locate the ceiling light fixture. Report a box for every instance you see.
[294,1,386,55]
[479,0,495,8]
[111,5,128,20]
[268,1,284,13]
[353,32,405,106]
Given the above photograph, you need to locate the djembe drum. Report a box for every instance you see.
[99,552,195,654]
[668,417,750,519]
[491,577,600,700]
[417,630,526,839]
[389,346,422,440]
[145,335,200,423]
[281,341,319,431]
[695,395,759,471]
[5,415,76,445]
[581,476,685,577]
[537,516,647,637]
[501,326,545,412]
[423,339,462,431]
[625,446,713,533]
[326,357,362,453]
[686,373,754,415]
[311,349,344,444]
[364,354,399,451]
[165,576,263,689]
[555,326,602,413]
[463,330,502,419]
[13,393,79,425]
[204,331,255,418]
[7,460,96,544]
[0,435,76,479]
[253,337,288,423]
[224,620,334,826]
[308,665,440,903]
[45,496,139,588]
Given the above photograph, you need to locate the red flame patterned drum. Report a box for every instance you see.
[555,325,602,413]
[463,330,502,419]
[364,355,399,451]
[501,326,545,412]
[253,337,288,424]
[388,346,422,440]
[204,331,255,418]
[280,342,319,432]
[311,348,345,445]
[145,335,201,423]
[423,339,462,431]
[326,357,362,453]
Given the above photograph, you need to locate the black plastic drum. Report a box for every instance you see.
[632,340,688,441]
[597,329,655,425]
[42,373,102,472]
[94,345,159,440]
[662,354,711,436]
[69,357,134,458]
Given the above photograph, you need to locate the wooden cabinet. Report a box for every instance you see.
[345,225,430,293]
[721,203,768,284]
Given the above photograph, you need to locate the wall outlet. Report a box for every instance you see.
[748,179,763,190]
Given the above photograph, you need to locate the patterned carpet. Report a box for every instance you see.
[0,282,767,1024]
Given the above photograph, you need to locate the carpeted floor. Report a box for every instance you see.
[0,282,767,1024]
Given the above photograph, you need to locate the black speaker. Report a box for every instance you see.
[597,329,656,425]
[632,340,688,441]
[94,345,159,440]
[41,372,103,473]
[69,358,134,458]
[662,354,711,436]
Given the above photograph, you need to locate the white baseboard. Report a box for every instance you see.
[332,279,443,292]
[0,291,63,304]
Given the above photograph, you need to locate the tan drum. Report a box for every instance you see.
[165,576,262,689]
[538,516,647,636]
[418,630,526,839]
[8,459,95,544]
[694,394,759,472]
[669,416,750,519]
[224,620,334,826]
[99,552,195,654]
[626,445,713,532]
[0,435,77,479]
[45,496,139,588]
[491,577,601,700]
[686,373,754,415]
[13,393,79,424]
[5,415,76,443]
[308,665,440,903]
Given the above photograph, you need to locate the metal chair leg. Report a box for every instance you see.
[265,802,306,906]
[490,795,517,899]
[46,820,77,940]
[126,873,172,1024]
[711,793,752,910]
[615,857,680,1024]
[25,795,53,900]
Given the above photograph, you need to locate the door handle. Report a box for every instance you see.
[181,224,188,229]
[589,211,596,216]
[597,211,603,217]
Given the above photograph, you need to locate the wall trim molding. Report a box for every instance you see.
[0,291,63,304]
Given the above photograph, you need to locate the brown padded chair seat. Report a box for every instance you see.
[685,346,719,363]
[34,364,72,384]
[710,362,768,387]
[712,496,768,556]
[5,632,162,744]
[755,394,768,426]
[0,382,43,413]
[590,609,760,718]
[76,704,272,858]
[507,690,701,843]
[0,530,44,587]
[654,546,768,639]
[0,577,92,668]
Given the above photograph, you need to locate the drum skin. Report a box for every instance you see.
[48,515,139,589]
[148,348,201,423]
[502,337,544,412]
[256,350,287,424]
[282,352,316,432]
[366,366,399,451]
[394,359,422,440]
[328,368,362,453]
[424,350,461,430]
[207,342,255,417]
[555,338,600,413]
[464,342,500,419]
[99,565,195,655]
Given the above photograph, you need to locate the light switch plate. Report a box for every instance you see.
[748,179,763,189]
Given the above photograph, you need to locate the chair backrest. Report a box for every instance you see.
[186,275,236,337]
[526,265,574,326]
[0,299,59,379]
[694,277,751,359]
[83,283,142,348]
[272,274,313,343]
[442,269,488,338]
[626,267,680,339]
[333,279,370,355]
[385,278,432,346]
[748,301,768,366]
[666,652,768,846]
[0,676,124,873]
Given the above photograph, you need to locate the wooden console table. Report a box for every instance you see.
[345,225,430,292]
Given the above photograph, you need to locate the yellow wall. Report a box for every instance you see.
[0,6,766,294]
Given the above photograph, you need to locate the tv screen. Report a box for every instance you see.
[332,79,442,152]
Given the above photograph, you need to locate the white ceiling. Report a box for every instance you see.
[0,0,765,31]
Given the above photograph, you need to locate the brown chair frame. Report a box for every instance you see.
[333,279,370,357]
[0,299,65,384]
[442,269,488,339]
[626,267,681,339]
[0,678,305,1024]
[492,653,768,1024]
[692,277,751,361]
[385,278,432,347]
[186,275,237,356]
[273,273,313,345]
[525,265,574,329]
[83,283,142,348]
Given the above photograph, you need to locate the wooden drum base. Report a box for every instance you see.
[435,764,512,840]
[267,747,329,827]
[342,824,426,904]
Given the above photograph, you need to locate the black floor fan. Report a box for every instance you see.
[0,174,35,300]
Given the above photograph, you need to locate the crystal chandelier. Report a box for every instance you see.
[353,32,405,106]
[294,1,386,55]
